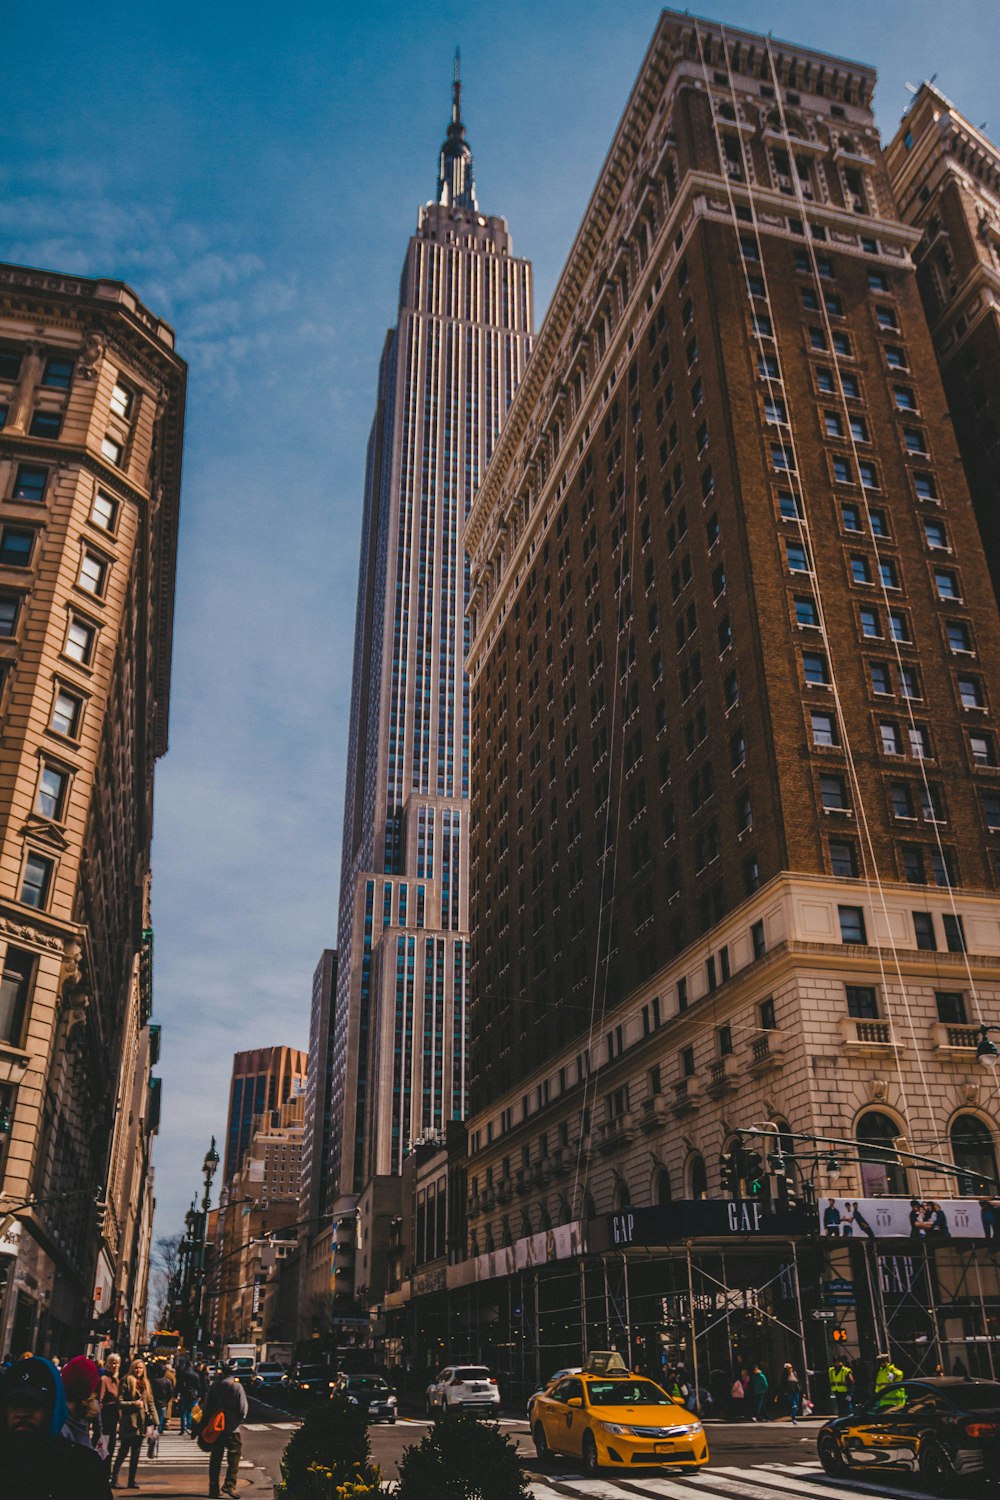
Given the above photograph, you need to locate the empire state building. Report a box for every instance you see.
[328,61,533,1201]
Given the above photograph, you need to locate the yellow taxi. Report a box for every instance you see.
[529,1353,709,1476]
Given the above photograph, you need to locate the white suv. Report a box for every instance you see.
[426,1364,501,1417]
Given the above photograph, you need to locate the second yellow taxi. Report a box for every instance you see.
[529,1353,709,1476]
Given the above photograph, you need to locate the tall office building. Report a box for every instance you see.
[329,63,533,1200]
[885,87,1000,596]
[0,263,184,1355]
[301,948,337,1225]
[455,11,1000,1379]
[222,1045,307,1185]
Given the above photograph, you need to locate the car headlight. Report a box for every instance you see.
[388,1396,397,1405]
[685,1421,703,1435]
[600,1421,631,1436]
[348,1396,358,1405]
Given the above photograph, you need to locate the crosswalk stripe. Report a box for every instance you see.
[716,1461,932,1500]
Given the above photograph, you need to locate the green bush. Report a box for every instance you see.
[278,1397,380,1497]
[395,1411,531,1500]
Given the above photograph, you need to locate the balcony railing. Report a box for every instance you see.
[705,1054,741,1098]
[640,1094,670,1131]
[840,1016,897,1050]
[746,1031,786,1076]
[597,1111,637,1153]
[671,1076,703,1117]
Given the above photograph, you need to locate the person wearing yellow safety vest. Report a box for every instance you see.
[874,1353,905,1408]
[828,1356,854,1417]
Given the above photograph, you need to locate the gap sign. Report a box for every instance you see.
[592,1200,814,1251]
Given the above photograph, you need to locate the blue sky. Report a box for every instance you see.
[3,1,998,1240]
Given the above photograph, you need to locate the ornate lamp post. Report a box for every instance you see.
[192,1137,220,1355]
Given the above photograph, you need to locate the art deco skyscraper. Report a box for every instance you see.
[329,63,533,1200]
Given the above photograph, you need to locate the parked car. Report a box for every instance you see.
[335,1372,398,1423]
[531,1370,708,1477]
[817,1376,1000,1494]
[253,1361,288,1393]
[291,1363,337,1400]
[527,1368,582,1420]
[426,1364,501,1417]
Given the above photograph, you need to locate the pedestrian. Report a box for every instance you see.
[828,1354,854,1416]
[61,1355,102,1447]
[874,1352,904,1407]
[778,1363,802,1424]
[748,1364,769,1422]
[111,1357,157,1489]
[200,1361,248,1499]
[175,1357,200,1435]
[98,1354,121,1468]
[0,1354,112,1498]
[150,1361,173,1434]
[729,1371,746,1421]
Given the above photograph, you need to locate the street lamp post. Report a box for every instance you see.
[192,1137,220,1355]
[976,1025,1000,1068]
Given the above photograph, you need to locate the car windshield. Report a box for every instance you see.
[587,1380,675,1407]
[454,1368,491,1381]
[349,1376,389,1391]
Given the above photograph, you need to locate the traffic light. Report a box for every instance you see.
[780,1172,799,1211]
[768,1150,786,1175]
[720,1151,739,1196]
[744,1150,765,1197]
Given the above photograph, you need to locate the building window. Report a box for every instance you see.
[830,839,858,877]
[786,541,809,573]
[838,905,866,944]
[811,711,838,747]
[681,1044,695,1078]
[890,782,915,819]
[900,665,921,700]
[903,427,928,455]
[909,724,932,759]
[833,457,852,484]
[913,912,936,950]
[946,620,972,654]
[0,528,35,569]
[902,845,925,884]
[795,596,818,627]
[870,661,891,695]
[19,852,53,909]
[971,733,998,767]
[860,607,881,638]
[885,345,907,369]
[717,1024,733,1057]
[959,676,985,710]
[91,492,118,532]
[12,465,47,503]
[0,947,33,1045]
[879,560,899,590]
[0,597,19,638]
[101,435,123,466]
[28,409,62,439]
[804,652,829,686]
[36,764,68,820]
[846,985,878,1019]
[851,555,871,585]
[880,721,903,756]
[857,1111,907,1196]
[842,503,862,532]
[858,461,879,490]
[677,977,688,1012]
[64,616,96,666]
[50,689,82,739]
[951,1116,997,1196]
[78,552,108,597]
[914,471,937,501]
[943,913,966,953]
[984,795,1000,831]
[760,996,776,1030]
[41,356,74,389]
[820,774,848,810]
[934,569,959,600]
[751,919,766,958]
[875,305,899,330]
[109,381,134,419]
[936,990,966,1024]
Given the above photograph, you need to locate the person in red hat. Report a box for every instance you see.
[62,1355,102,1448]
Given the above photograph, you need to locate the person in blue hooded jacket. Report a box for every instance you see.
[0,1354,111,1498]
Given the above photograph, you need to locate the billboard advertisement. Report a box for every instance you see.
[819,1196,995,1240]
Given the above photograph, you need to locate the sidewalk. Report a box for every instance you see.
[112,1432,273,1497]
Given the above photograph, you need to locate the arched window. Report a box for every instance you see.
[653,1166,672,1205]
[951,1115,998,1196]
[538,1200,552,1231]
[582,1193,597,1221]
[857,1111,908,1196]
[501,1216,513,1248]
[556,1195,571,1227]
[689,1153,708,1200]
[613,1180,631,1213]
[520,1210,533,1238]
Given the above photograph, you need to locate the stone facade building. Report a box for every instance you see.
[885,86,1000,599]
[448,12,1000,1395]
[0,263,184,1355]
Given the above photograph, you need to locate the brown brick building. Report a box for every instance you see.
[885,86,1000,599]
[446,13,1000,1389]
[0,262,185,1355]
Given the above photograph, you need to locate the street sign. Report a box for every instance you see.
[811,1310,836,1320]
[824,1278,854,1294]
[822,1293,857,1306]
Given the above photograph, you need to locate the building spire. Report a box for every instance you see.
[437,47,478,211]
